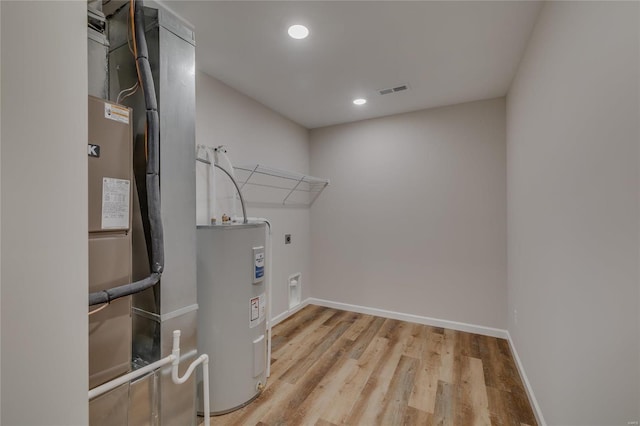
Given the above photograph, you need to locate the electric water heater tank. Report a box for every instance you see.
[196,222,267,415]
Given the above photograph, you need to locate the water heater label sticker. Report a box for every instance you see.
[104,103,129,124]
[255,252,264,279]
[250,297,259,324]
[250,293,266,328]
[101,178,130,229]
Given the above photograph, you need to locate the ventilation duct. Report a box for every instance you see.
[378,84,409,96]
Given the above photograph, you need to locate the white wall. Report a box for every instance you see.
[1,1,88,425]
[310,98,507,329]
[507,2,640,424]
[195,72,311,320]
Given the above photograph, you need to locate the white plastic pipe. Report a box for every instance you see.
[171,330,211,426]
[247,217,273,377]
[88,352,174,400]
[88,329,211,426]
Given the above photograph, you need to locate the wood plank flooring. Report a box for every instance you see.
[201,305,537,426]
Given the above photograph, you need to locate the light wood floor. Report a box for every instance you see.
[202,305,537,426]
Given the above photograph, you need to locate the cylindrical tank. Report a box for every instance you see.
[196,222,267,415]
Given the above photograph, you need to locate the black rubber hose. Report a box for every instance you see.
[134,0,164,274]
[89,0,164,306]
[89,273,161,306]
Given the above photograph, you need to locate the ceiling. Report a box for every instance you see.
[164,1,543,129]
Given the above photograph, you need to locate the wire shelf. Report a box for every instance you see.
[234,164,329,207]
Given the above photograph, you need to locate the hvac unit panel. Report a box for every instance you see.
[88,298,131,390]
[88,96,133,233]
[89,383,129,426]
[128,372,156,426]
[88,235,132,292]
[88,236,132,389]
[88,96,133,392]
[197,223,267,415]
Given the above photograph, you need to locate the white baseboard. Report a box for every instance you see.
[270,297,312,327]
[506,331,547,426]
[307,297,508,339]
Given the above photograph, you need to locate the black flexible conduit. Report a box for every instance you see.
[89,0,164,307]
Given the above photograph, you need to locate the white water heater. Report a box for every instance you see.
[196,222,267,415]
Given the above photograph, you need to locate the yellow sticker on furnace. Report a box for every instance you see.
[104,102,130,124]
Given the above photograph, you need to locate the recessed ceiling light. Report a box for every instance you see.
[353,98,367,106]
[288,25,309,40]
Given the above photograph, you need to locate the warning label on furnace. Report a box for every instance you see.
[250,293,266,328]
[101,177,130,229]
[104,103,130,124]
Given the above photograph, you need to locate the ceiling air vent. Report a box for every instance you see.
[378,84,409,96]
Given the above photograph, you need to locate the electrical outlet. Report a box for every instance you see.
[285,234,292,244]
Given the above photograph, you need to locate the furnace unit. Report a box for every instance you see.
[88,96,133,424]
